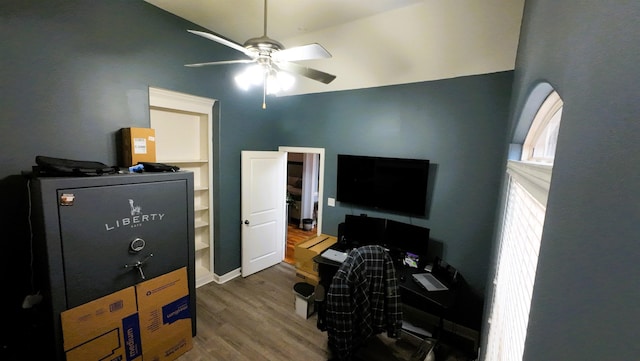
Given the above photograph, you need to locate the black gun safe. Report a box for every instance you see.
[29,172,196,360]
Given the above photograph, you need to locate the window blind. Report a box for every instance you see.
[483,89,560,360]
[483,175,545,361]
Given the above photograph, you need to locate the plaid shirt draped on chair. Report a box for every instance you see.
[326,245,402,360]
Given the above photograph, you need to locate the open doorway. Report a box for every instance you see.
[279,147,325,264]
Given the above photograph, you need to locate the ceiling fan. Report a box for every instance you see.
[185,0,336,108]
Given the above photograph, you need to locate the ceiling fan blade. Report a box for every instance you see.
[271,43,332,62]
[185,59,256,67]
[275,62,336,84]
[187,30,257,58]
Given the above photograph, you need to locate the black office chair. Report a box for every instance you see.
[324,245,403,361]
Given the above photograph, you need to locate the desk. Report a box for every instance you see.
[395,266,455,310]
[313,250,456,337]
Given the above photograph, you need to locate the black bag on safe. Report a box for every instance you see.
[34,155,118,176]
[136,162,180,172]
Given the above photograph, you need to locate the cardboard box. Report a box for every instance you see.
[295,268,320,286]
[294,234,337,275]
[120,127,156,167]
[60,267,192,361]
[136,267,193,361]
[61,286,142,361]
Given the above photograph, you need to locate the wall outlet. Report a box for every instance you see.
[327,197,335,207]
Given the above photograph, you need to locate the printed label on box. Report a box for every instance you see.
[133,138,147,154]
[122,313,142,361]
[162,295,191,325]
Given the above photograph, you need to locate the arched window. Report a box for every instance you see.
[522,90,563,163]
[482,88,563,360]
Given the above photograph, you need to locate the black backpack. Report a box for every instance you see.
[34,156,118,177]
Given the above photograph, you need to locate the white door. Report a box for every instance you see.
[241,151,287,277]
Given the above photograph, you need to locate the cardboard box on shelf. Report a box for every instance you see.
[60,286,142,361]
[136,267,193,361]
[119,127,156,167]
[294,234,337,275]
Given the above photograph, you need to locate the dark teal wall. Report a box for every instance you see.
[1,2,512,353]
[0,1,277,352]
[491,1,640,360]
[274,75,513,290]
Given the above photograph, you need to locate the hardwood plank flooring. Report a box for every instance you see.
[178,262,473,361]
[285,223,317,265]
[178,262,329,361]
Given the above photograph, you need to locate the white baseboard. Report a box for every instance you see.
[213,267,241,284]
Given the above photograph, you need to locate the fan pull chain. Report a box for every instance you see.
[262,68,267,109]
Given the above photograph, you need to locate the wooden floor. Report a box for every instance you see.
[177,262,330,361]
[285,222,317,264]
[177,262,473,361]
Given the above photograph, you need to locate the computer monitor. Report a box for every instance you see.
[384,220,430,267]
[343,215,387,247]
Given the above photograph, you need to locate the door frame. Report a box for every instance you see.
[278,146,325,236]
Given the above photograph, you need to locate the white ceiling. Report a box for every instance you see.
[145,0,525,96]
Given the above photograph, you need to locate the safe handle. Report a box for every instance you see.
[124,253,154,280]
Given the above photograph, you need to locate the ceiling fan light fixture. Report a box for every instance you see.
[234,73,250,91]
[266,70,295,94]
[277,71,295,91]
[235,64,295,95]
[234,64,264,90]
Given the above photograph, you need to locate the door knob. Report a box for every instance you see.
[244,220,250,225]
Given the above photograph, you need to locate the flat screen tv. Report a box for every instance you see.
[336,154,429,216]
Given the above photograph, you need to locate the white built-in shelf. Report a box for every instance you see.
[195,240,209,251]
[150,87,215,289]
[195,220,208,229]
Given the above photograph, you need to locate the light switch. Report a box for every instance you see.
[327,197,335,207]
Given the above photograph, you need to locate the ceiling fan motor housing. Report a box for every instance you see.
[244,36,284,55]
